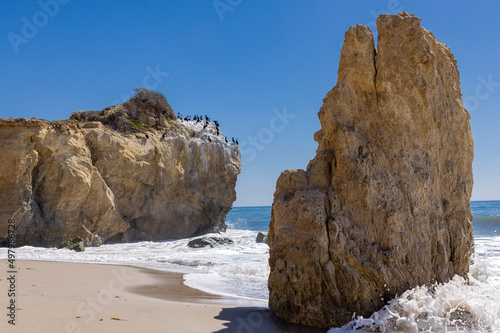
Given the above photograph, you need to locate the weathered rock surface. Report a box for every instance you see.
[256,232,267,243]
[58,237,85,252]
[0,90,241,247]
[187,236,234,248]
[267,13,474,328]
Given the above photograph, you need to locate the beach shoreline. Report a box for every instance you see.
[0,259,326,332]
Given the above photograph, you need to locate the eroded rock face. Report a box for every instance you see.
[267,13,474,328]
[187,236,234,248]
[0,92,241,247]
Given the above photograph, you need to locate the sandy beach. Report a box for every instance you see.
[0,260,326,333]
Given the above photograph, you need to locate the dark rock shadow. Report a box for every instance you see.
[213,307,328,333]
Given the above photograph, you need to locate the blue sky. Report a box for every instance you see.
[1,1,499,206]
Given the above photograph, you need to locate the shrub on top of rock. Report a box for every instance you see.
[69,88,175,132]
[125,88,175,121]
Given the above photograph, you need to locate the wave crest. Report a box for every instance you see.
[330,254,500,333]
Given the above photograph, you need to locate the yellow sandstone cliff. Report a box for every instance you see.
[0,89,241,247]
[268,13,474,328]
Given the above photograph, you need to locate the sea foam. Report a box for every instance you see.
[1,207,498,332]
[0,229,270,302]
[330,237,500,333]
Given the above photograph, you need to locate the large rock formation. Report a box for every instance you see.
[0,89,241,247]
[267,13,474,328]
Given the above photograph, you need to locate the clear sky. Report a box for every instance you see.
[1,1,499,207]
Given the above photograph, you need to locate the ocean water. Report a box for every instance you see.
[225,206,271,232]
[1,203,499,332]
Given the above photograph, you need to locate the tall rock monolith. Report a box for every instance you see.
[267,12,474,328]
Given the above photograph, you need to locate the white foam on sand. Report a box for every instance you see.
[1,232,498,332]
[0,229,270,302]
[329,236,500,333]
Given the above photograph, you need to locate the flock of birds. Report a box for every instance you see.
[177,113,238,144]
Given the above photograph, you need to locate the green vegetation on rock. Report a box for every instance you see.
[126,119,148,130]
[52,119,79,123]
[58,237,85,252]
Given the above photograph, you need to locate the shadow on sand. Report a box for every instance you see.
[213,307,328,333]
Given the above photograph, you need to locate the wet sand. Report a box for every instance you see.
[0,260,327,332]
